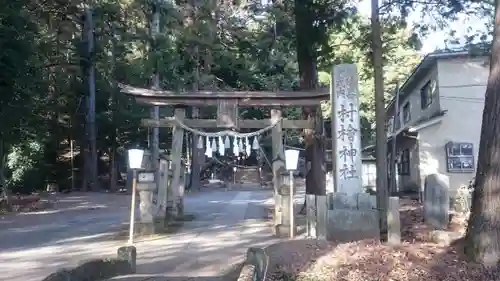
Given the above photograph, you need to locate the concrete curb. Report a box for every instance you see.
[237,247,269,281]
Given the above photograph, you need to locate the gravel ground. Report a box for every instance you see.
[263,199,500,281]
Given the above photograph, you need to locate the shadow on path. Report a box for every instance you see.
[1,189,277,281]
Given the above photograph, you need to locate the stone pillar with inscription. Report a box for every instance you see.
[331,64,363,195]
[136,151,157,235]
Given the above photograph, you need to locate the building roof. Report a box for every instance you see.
[385,49,486,114]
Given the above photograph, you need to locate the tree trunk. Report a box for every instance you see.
[188,0,202,191]
[294,0,324,199]
[371,0,389,242]
[47,27,61,186]
[80,113,89,192]
[190,107,202,190]
[86,8,99,191]
[0,139,10,211]
[109,27,119,193]
[150,1,161,196]
[464,0,500,266]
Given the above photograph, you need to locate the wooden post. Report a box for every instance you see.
[190,108,202,190]
[164,155,174,221]
[271,108,287,236]
[390,83,400,195]
[170,108,186,217]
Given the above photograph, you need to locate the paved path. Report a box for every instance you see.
[0,189,278,281]
[108,189,280,281]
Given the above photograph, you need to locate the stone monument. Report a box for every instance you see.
[331,64,363,195]
[424,173,450,229]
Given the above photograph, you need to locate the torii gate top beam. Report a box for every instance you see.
[119,83,329,106]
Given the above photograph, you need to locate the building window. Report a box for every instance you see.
[403,102,411,123]
[397,149,410,175]
[420,80,435,109]
[446,142,474,173]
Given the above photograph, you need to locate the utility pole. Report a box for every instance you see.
[371,0,389,241]
[85,7,98,191]
[390,83,400,195]
[151,1,160,188]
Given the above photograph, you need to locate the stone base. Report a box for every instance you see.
[138,222,155,236]
[274,224,296,238]
[117,245,136,273]
[165,205,175,221]
[175,198,184,217]
[154,216,169,229]
[326,192,379,241]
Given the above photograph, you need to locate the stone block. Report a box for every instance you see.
[326,208,379,241]
[357,193,376,210]
[316,195,328,240]
[273,193,283,228]
[387,196,401,245]
[117,245,137,273]
[244,247,268,281]
[278,183,291,196]
[175,197,184,217]
[155,159,169,218]
[274,224,295,238]
[138,189,155,224]
[424,173,450,229]
[280,194,293,237]
[138,222,155,236]
[306,195,317,238]
[331,192,357,210]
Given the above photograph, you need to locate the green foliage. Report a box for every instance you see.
[0,0,491,192]
[319,15,421,143]
[6,141,45,193]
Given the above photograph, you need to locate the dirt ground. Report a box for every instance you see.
[264,199,500,281]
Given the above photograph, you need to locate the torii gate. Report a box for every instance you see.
[119,83,328,237]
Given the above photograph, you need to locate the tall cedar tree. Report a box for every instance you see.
[465,0,500,266]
